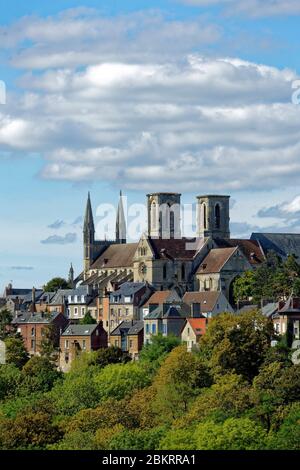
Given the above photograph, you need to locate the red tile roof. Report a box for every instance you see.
[143,290,175,307]
[185,318,208,336]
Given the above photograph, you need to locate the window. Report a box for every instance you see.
[31,339,35,350]
[74,307,78,315]
[170,211,175,238]
[181,264,186,280]
[115,340,118,347]
[124,296,131,303]
[65,340,69,349]
[106,321,109,327]
[215,204,221,229]
[81,295,85,303]
[110,308,114,316]
[125,308,129,316]
[81,308,85,316]
[162,324,167,335]
[82,340,86,350]
[129,340,133,348]
[203,203,207,230]
[31,327,35,337]
[146,323,150,334]
[152,324,157,334]
[187,327,190,335]
[163,264,167,280]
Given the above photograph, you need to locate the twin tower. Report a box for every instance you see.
[147,193,230,240]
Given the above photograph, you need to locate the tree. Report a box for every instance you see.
[20,356,62,393]
[79,311,97,325]
[40,324,59,362]
[159,428,197,450]
[0,309,14,340]
[195,417,267,450]
[109,426,165,451]
[268,403,300,450]
[152,346,212,424]
[0,364,21,400]
[43,277,70,292]
[5,337,29,369]
[233,271,256,305]
[139,333,181,364]
[92,346,131,368]
[199,310,274,381]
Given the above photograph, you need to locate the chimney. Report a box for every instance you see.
[191,302,201,318]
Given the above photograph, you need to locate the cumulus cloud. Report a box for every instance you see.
[0,9,300,193]
[40,233,77,245]
[258,195,300,222]
[179,0,300,17]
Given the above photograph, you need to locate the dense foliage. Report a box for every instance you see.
[0,310,299,450]
[233,252,300,305]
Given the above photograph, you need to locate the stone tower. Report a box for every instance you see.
[68,263,74,288]
[83,192,95,272]
[147,192,181,239]
[116,190,127,244]
[196,195,230,239]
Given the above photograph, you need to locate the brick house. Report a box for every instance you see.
[109,321,144,359]
[59,323,107,372]
[12,311,68,356]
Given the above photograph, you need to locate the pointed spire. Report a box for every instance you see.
[84,192,95,232]
[68,262,74,288]
[116,190,126,244]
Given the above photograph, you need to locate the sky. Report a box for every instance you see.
[1,0,300,291]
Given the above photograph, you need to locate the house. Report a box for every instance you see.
[48,286,96,321]
[181,318,209,352]
[144,302,190,344]
[141,290,181,318]
[108,282,153,334]
[110,321,144,359]
[12,311,68,356]
[183,291,233,318]
[271,297,300,342]
[59,323,107,372]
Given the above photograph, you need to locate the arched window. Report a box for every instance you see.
[163,264,167,280]
[151,202,157,232]
[203,203,207,230]
[181,263,186,280]
[170,211,175,239]
[215,204,221,229]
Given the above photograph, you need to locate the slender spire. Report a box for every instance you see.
[116,190,126,244]
[84,192,95,232]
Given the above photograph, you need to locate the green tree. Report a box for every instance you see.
[20,356,62,394]
[195,417,268,450]
[109,427,165,450]
[233,271,256,305]
[159,428,197,450]
[79,311,97,325]
[0,309,14,340]
[92,346,131,368]
[5,337,29,369]
[43,277,70,292]
[199,310,274,381]
[40,324,59,362]
[0,364,21,400]
[139,333,181,364]
[268,403,300,450]
[153,346,212,423]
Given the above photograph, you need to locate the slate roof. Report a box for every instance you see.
[110,282,147,303]
[90,243,138,269]
[262,302,278,318]
[22,290,44,303]
[61,324,98,336]
[197,247,237,274]
[110,321,144,336]
[149,237,198,260]
[145,303,190,320]
[183,291,221,312]
[50,286,91,305]
[251,233,300,261]
[12,311,61,324]
[215,238,264,265]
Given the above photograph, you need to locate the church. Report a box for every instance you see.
[80,191,300,305]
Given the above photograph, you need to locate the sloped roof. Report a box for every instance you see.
[90,243,138,269]
[110,321,144,336]
[214,238,264,265]
[12,311,61,324]
[149,237,198,260]
[197,247,237,274]
[145,302,190,319]
[61,324,98,336]
[251,233,300,261]
[183,291,220,312]
[143,290,178,307]
[185,318,208,336]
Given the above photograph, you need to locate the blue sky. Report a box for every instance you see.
[1,0,300,291]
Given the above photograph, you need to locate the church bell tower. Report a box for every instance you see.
[196,195,230,239]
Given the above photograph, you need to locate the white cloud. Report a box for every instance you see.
[180,0,300,17]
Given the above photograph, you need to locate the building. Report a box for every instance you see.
[181,318,209,352]
[141,289,181,318]
[271,297,300,342]
[108,282,153,334]
[12,311,68,356]
[144,302,190,344]
[59,323,107,372]
[110,321,144,359]
[183,291,233,318]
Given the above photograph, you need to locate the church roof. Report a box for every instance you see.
[251,233,300,261]
[197,247,237,274]
[149,237,198,260]
[90,243,138,269]
[214,238,264,265]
